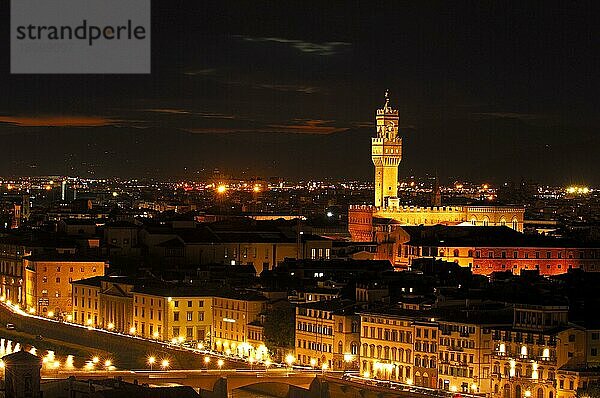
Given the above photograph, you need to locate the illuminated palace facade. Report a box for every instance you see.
[348,93,525,243]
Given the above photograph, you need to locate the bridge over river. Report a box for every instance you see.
[44,370,460,398]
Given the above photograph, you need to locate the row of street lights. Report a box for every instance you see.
[146,355,225,371]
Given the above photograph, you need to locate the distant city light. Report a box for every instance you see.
[566,186,590,195]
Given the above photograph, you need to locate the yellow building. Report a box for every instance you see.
[295,300,360,370]
[437,317,504,394]
[23,254,106,317]
[489,304,590,398]
[132,287,213,344]
[359,309,415,384]
[97,277,135,332]
[413,320,439,388]
[212,291,268,360]
[71,276,102,326]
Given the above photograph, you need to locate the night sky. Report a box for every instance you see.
[0,1,598,185]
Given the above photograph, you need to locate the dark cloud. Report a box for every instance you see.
[0,115,118,127]
[236,36,352,56]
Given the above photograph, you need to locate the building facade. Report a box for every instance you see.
[212,291,268,359]
[359,310,415,384]
[295,300,360,370]
[132,289,212,344]
[23,255,106,316]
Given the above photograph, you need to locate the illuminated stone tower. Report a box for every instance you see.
[372,91,402,207]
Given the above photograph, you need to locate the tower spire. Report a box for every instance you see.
[383,90,390,111]
[372,90,402,208]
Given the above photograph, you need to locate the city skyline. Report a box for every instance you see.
[0,2,598,184]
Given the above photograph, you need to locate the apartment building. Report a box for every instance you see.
[295,299,360,370]
[212,291,268,359]
[24,254,106,316]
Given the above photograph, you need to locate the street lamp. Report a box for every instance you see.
[129,326,136,335]
[217,359,224,373]
[92,356,100,365]
[343,353,353,374]
[285,354,295,369]
[104,359,112,370]
[161,359,170,370]
[321,363,328,375]
[107,322,114,330]
[204,356,211,368]
[310,358,317,369]
[248,357,255,371]
[265,359,272,372]
[147,356,156,370]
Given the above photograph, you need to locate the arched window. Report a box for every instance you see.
[471,217,477,226]
[338,341,343,354]
[500,217,506,226]
[537,388,544,398]
[515,385,522,398]
[483,216,490,226]
[512,217,518,230]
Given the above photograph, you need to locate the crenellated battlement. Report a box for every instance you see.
[378,205,465,212]
[377,108,398,116]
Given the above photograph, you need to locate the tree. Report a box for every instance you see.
[263,303,295,359]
